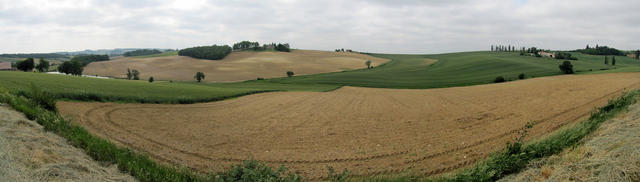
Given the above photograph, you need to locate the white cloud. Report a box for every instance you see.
[0,0,638,53]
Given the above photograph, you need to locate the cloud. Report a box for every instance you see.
[0,0,638,53]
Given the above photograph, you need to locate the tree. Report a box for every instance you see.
[179,45,232,60]
[35,58,50,72]
[194,72,205,82]
[518,73,525,79]
[365,60,372,69]
[132,69,140,80]
[275,43,290,52]
[558,61,574,74]
[491,45,494,51]
[126,68,133,80]
[123,49,162,57]
[636,50,640,59]
[16,58,35,72]
[586,44,590,49]
[148,76,154,83]
[612,56,616,66]
[286,71,294,77]
[605,56,609,65]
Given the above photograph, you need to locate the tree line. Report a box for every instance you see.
[0,53,68,59]
[577,45,624,56]
[15,58,50,72]
[491,45,524,52]
[232,41,291,52]
[123,49,162,57]
[71,54,110,66]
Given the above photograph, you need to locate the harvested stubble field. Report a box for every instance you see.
[83,50,388,82]
[57,73,640,180]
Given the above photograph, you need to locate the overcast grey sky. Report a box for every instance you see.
[0,0,638,54]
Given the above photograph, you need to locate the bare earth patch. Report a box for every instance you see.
[83,50,389,82]
[57,73,640,180]
[0,105,136,182]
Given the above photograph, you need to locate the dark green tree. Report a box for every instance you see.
[194,72,205,82]
[275,43,291,52]
[612,56,616,66]
[494,76,505,83]
[286,71,294,77]
[635,50,640,59]
[178,45,232,60]
[365,60,372,69]
[35,58,50,72]
[604,56,609,65]
[16,58,35,72]
[518,73,525,79]
[559,61,574,74]
[148,76,154,83]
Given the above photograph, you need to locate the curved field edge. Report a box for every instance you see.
[0,90,304,182]
[359,89,640,182]
[0,71,339,104]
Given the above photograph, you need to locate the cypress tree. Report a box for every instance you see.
[612,56,616,66]
[605,56,609,65]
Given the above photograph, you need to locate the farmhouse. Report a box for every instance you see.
[0,62,12,70]
[539,51,555,58]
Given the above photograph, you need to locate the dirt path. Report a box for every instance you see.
[57,73,640,180]
[500,101,640,182]
[84,50,389,82]
[0,105,136,182]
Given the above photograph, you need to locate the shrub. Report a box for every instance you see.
[494,76,505,83]
[257,77,264,80]
[132,69,140,80]
[286,71,294,77]
[178,45,232,60]
[518,73,525,79]
[148,76,154,83]
[559,61,574,74]
[18,84,58,112]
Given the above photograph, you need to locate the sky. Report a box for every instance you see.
[0,0,638,54]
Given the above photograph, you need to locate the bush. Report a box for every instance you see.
[148,76,154,83]
[494,76,505,83]
[178,45,232,60]
[555,52,578,60]
[518,73,525,79]
[194,72,205,82]
[257,77,264,80]
[559,61,574,74]
[22,84,58,112]
[123,49,162,57]
[286,71,294,77]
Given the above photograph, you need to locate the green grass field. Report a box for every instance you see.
[1,51,639,103]
[265,51,640,88]
[0,71,337,103]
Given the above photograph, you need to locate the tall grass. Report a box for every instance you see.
[0,88,302,182]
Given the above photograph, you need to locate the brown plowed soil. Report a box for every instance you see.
[57,73,640,180]
[83,50,389,82]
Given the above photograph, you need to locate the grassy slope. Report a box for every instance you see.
[1,51,639,103]
[0,71,337,103]
[266,51,640,88]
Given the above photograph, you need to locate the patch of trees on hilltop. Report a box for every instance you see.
[178,45,232,60]
[123,49,162,57]
[71,54,110,66]
[577,45,624,56]
[232,41,291,52]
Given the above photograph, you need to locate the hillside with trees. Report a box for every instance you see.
[71,55,110,66]
[576,45,624,55]
[123,49,162,57]
[178,45,232,60]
